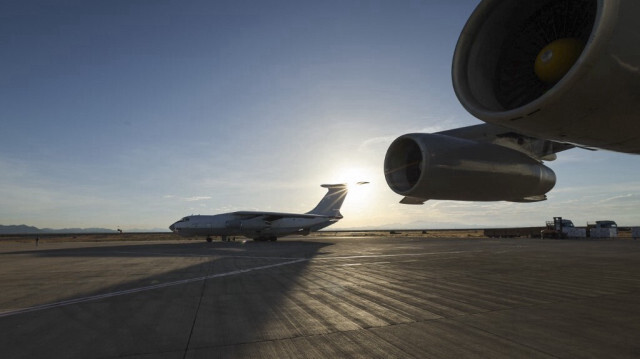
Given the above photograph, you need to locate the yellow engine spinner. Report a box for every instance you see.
[534,37,584,84]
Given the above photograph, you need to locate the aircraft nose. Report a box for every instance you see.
[169,223,175,232]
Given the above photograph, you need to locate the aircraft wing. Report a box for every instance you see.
[438,123,575,162]
[384,1,640,205]
[232,211,335,222]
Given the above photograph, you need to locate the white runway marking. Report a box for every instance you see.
[112,251,302,260]
[0,258,307,319]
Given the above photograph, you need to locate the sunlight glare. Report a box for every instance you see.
[327,166,376,215]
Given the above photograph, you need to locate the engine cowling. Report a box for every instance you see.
[384,134,556,202]
[453,0,640,153]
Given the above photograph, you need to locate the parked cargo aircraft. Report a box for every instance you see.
[169,183,367,242]
[384,0,640,204]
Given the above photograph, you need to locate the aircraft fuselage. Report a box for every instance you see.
[170,212,336,239]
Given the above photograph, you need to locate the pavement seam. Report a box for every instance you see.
[182,258,213,359]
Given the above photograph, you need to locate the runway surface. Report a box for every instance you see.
[1,235,640,358]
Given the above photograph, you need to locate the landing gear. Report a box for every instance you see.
[253,236,277,242]
[206,237,212,243]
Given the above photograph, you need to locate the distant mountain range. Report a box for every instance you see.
[0,224,118,234]
[0,225,118,234]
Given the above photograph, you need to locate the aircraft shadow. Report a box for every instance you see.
[0,240,332,358]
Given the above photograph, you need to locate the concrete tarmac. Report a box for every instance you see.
[1,236,640,358]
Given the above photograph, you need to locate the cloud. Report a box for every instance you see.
[598,193,640,204]
[358,136,394,153]
[357,115,473,155]
[164,194,214,202]
[184,196,212,202]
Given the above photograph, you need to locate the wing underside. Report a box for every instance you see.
[438,123,574,161]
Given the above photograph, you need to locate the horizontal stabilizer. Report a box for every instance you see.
[321,183,347,188]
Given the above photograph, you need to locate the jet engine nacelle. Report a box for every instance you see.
[453,0,640,153]
[384,134,556,202]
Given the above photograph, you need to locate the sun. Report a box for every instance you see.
[327,166,376,213]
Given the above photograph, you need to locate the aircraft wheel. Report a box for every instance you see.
[206,237,212,243]
[269,236,277,242]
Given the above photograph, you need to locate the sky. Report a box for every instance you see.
[1,0,640,231]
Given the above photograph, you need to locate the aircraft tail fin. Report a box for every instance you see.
[306,184,349,218]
